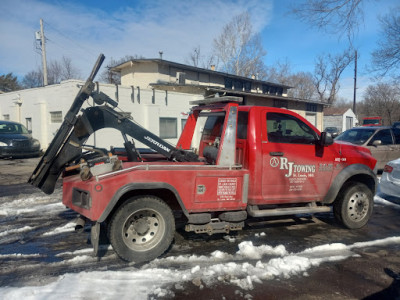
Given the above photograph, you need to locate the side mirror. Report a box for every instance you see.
[320,132,334,146]
[372,140,382,147]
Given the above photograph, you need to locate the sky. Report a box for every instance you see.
[0,0,398,100]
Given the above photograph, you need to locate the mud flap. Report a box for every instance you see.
[91,222,100,257]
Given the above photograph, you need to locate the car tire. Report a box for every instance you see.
[333,182,373,229]
[109,196,175,263]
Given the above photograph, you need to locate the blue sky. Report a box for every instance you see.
[0,0,398,100]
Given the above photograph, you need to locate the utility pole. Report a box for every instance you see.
[40,18,48,86]
[353,50,357,115]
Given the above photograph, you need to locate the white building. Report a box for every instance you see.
[0,80,197,150]
[0,58,327,151]
[323,107,358,133]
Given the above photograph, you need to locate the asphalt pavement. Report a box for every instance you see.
[1,157,400,299]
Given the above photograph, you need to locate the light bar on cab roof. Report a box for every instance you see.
[190,96,243,106]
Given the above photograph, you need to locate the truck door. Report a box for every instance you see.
[367,128,395,170]
[261,111,336,203]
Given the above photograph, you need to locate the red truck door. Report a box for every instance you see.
[260,110,336,203]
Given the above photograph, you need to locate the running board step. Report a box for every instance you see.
[247,204,331,218]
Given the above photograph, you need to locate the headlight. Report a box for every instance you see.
[0,141,8,147]
[32,139,40,147]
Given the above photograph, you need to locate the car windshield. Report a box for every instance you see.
[325,127,337,133]
[335,128,376,145]
[0,122,29,134]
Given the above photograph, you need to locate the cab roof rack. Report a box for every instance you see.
[190,96,243,106]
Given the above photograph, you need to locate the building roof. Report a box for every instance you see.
[150,83,327,106]
[111,58,292,89]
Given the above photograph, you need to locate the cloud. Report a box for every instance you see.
[0,0,273,78]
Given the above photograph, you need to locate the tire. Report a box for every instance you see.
[333,182,373,229]
[109,196,175,263]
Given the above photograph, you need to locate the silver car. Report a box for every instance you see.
[335,126,400,171]
[380,158,400,202]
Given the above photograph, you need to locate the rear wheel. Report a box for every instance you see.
[109,196,175,263]
[334,182,373,229]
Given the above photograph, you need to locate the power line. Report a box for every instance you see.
[42,20,98,58]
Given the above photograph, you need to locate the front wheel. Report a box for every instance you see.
[333,182,373,229]
[109,196,175,263]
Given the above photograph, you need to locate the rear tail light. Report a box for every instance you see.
[383,165,393,173]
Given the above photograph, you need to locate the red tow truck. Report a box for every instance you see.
[362,117,383,126]
[29,55,377,263]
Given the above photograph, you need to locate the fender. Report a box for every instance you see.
[98,182,188,222]
[322,164,377,204]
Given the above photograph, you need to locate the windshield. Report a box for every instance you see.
[0,122,29,134]
[325,127,337,133]
[335,128,376,145]
[363,119,380,125]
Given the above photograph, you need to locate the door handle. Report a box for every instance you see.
[270,152,284,156]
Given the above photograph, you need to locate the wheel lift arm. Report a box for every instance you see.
[29,54,198,195]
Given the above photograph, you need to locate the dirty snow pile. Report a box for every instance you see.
[1,236,400,299]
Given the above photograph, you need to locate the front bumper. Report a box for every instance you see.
[0,146,41,158]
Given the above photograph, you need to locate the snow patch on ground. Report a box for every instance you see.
[0,226,34,238]
[0,191,64,217]
[1,190,400,298]
[2,236,400,299]
[374,195,400,210]
[42,222,75,236]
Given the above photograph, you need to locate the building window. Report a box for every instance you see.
[50,111,63,123]
[273,99,288,109]
[244,81,252,92]
[233,80,243,90]
[224,78,233,89]
[26,118,32,133]
[160,118,177,139]
[181,119,187,133]
[3,114,10,121]
[306,103,317,112]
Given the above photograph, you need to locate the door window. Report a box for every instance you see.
[368,129,393,145]
[267,112,317,144]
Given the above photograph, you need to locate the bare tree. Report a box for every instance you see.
[292,0,367,41]
[213,12,267,77]
[287,72,318,100]
[264,60,292,84]
[186,46,201,68]
[60,56,81,80]
[22,56,81,88]
[185,46,217,70]
[313,49,355,103]
[371,9,400,78]
[22,69,43,88]
[99,55,142,84]
[360,82,400,125]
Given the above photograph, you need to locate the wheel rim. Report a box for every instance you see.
[346,191,369,222]
[121,208,165,252]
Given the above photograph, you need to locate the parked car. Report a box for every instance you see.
[335,126,400,171]
[324,126,340,138]
[0,120,41,158]
[380,158,400,202]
